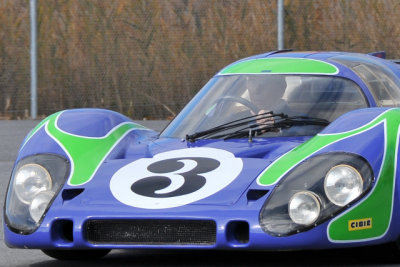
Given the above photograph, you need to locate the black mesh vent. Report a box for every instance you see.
[85,219,216,245]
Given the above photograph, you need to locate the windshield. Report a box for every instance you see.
[161,74,368,139]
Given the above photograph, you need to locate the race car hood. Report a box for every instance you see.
[15,110,311,210]
[90,136,310,209]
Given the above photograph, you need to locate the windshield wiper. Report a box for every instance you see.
[185,111,286,142]
[274,116,329,128]
[217,116,330,140]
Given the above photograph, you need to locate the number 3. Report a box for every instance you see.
[131,157,220,198]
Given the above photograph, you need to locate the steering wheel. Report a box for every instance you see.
[215,96,260,114]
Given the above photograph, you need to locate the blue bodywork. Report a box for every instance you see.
[5,51,400,252]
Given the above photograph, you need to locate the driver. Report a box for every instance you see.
[247,75,288,126]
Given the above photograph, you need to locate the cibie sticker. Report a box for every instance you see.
[348,218,372,231]
[110,147,243,209]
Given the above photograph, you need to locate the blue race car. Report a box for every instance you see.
[5,50,400,260]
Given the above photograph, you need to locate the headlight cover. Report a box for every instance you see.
[5,154,70,234]
[259,153,374,236]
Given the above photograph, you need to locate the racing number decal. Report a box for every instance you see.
[131,157,220,198]
[110,148,243,209]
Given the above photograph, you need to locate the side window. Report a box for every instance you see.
[352,63,400,107]
[333,56,400,107]
[287,76,368,122]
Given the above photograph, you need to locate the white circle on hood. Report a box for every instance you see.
[110,147,243,209]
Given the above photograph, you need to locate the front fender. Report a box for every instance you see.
[16,108,157,186]
[258,107,400,243]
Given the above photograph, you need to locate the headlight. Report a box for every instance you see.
[29,191,56,223]
[5,154,69,234]
[14,164,52,204]
[324,165,363,206]
[259,153,374,236]
[288,191,320,225]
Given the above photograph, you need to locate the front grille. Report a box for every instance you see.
[85,219,216,245]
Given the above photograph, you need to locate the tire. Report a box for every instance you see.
[41,249,111,260]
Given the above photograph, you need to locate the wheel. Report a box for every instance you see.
[216,96,260,114]
[42,249,111,260]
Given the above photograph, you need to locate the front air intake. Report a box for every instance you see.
[85,219,216,245]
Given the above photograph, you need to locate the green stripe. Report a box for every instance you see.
[328,115,398,241]
[219,58,338,75]
[28,111,144,186]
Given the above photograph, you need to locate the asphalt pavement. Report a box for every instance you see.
[0,120,400,266]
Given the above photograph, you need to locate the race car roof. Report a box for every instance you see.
[218,50,400,76]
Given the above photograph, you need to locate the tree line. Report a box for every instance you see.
[1,0,400,119]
